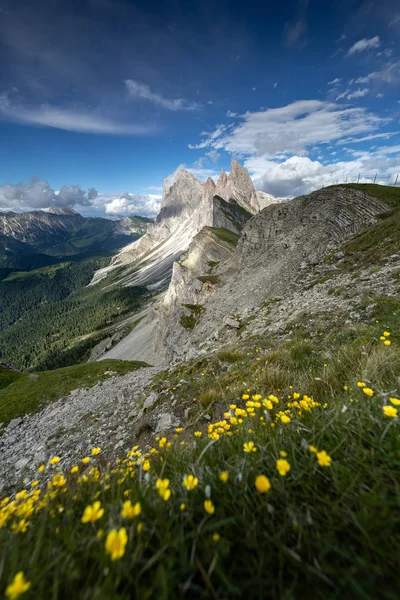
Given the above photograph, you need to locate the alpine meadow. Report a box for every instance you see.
[1,0,400,599]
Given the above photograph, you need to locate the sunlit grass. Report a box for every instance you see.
[1,330,399,598]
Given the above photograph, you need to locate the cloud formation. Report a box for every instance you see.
[0,93,153,135]
[347,36,380,56]
[125,80,198,111]
[0,178,98,211]
[190,100,384,157]
[104,193,161,216]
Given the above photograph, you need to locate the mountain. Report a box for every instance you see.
[88,160,261,359]
[1,184,399,600]
[0,209,153,370]
[91,160,265,291]
[0,209,151,277]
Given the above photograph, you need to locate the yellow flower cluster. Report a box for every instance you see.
[379,331,391,346]
[309,446,332,467]
[207,419,231,440]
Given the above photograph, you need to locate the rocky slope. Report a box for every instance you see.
[2,184,400,494]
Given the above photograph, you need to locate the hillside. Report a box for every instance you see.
[0,211,152,370]
[0,183,399,599]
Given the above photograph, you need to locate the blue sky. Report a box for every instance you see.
[0,0,399,216]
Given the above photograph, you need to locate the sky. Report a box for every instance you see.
[0,0,399,216]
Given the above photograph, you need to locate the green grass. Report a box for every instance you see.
[0,360,148,426]
[209,227,240,246]
[179,315,197,329]
[340,183,400,208]
[0,326,399,598]
[0,367,22,391]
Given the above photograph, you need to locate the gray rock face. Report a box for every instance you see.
[215,160,260,213]
[181,186,389,350]
[91,160,260,289]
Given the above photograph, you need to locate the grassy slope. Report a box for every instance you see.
[0,321,399,598]
[1,184,400,598]
[0,360,148,426]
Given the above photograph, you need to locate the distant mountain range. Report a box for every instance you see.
[0,208,152,276]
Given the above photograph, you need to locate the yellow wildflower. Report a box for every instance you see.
[362,387,374,397]
[384,340,391,346]
[389,397,400,406]
[52,474,66,487]
[137,522,143,534]
[49,456,60,465]
[242,394,250,400]
[30,480,39,488]
[81,457,91,465]
[316,450,332,467]
[194,431,202,437]
[219,471,229,483]
[243,441,257,453]
[159,437,167,448]
[212,532,220,542]
[183,474,199,491]
[70,465,79,474]
[105,527,128,561]
[383,405,397,418]
[309,445,318,453]
[357,382,366,388]
[180,503,186,511]
[5,572,31,600]
[156,478,171,501]
[143,460,151,471]
[255,475,271,493]
[38,465,45,473]
[276,459,291,476]
[81,501,104,523]
[280,415,291,423]
[175,427,183,433]
[204,500,215,515]
[91,447,101,455]
[121,500,141,519]
[383,331,391,337]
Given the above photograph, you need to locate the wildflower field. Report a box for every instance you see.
[1,324,400,599]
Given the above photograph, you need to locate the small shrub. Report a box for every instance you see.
[179,315,197,329]
[198,387,220,408]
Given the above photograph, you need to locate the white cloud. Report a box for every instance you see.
[347,36,380,56]
[143,186,163,192]
[205,149,221,163]
[246,149,399,198]
[190,100,384,157]
[0,178,97,211]
[104,193,161,216]
[252,87,257,91]
[328,78,341,85]
[226,110,238,117]
[190,98,398,199]
[273,82,278,88]
[346,88,369,100]
[125,79,198,111]
[0,94,152,135]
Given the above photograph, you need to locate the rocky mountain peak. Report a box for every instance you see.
[217,169,228,186]
[215,160,260,213]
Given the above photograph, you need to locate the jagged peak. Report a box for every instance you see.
[217,169,228,186]
[204,177,216,189]
[163,167,200,195]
